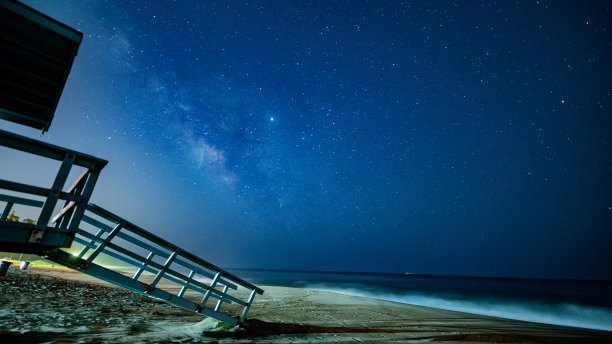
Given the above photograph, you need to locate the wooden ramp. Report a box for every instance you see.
[45,203,263,326]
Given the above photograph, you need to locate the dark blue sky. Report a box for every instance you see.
[3,0,611,279]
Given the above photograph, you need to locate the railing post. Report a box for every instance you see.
[133,251,155,280]
[54,169,86,229]
[239,289,257,324]
[77,227,105,258]
[29,152,75,243]
[178,270,195,298]
[214,285,228,312]
[82,221,123,268]
[66,171,100,234]
[200,271,221,307]
[1,202,14,221]
[148,249,179,292]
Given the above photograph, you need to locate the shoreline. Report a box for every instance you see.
[1,266,611,343]
[305,285,612,333]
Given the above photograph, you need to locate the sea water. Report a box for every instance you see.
[229,269,612,332]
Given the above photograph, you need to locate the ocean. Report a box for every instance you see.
[229,269,612,332]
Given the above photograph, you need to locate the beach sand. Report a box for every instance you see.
[1,266,611,343]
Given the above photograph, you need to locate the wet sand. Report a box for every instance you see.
[1,266,611,343]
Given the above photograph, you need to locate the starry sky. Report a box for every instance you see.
[2,0,611,279]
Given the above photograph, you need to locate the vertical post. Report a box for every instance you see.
[55,201,75,229]
[77,227,105,258]
[200,271,221,307]
[55,169,88,229]
[82,221,123,268]
[178,270,195,298]
[214,285,228,312]
[29,152,75,243]
[148,249,179,291]
[133,251,155,280]
[67,170,100,234]
[1,202,14,221]
[239,289,257,324]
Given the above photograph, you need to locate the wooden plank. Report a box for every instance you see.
[0,193,44,207]
[0,129,108,169]
[66,169,89,194]
[52,201,76,224]
[0,179,49,197]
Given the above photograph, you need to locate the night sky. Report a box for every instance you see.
[2,1,611,279]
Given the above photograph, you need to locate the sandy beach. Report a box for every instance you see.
[1,266,611,343]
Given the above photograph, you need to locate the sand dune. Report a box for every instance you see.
[1,267,611,343]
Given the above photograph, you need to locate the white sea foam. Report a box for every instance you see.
[314,286,612,332]
[156,317,242,339]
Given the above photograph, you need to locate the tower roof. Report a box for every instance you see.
[0,0,83,132]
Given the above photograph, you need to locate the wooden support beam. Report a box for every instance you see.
[82,221,123,268]
[0,129,108,169]
[52,201,76,224]
[133,251,155,280]
[200,271,221,307]
[215,285,229,312]
[0,194,44,208]
[29,152,75,243]
[1,202,14,221]
[0,179,49,197]
[54,169,90,228]
[240,289,257,324]
[149,249,179,291]
[178,270,195,298]
[77,227,104,258]
[66,169,100,234]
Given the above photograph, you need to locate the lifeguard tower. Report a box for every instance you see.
[0,0,262,326]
